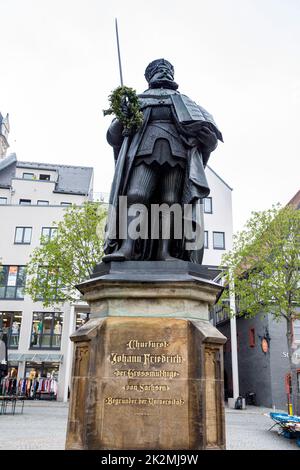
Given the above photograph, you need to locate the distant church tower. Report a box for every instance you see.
[0,112,9,160]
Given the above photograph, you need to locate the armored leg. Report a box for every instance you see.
[156,165,184,261]
[103,163,157,262]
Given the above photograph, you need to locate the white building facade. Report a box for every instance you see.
[0,148,93,401]
[202,166,233,267]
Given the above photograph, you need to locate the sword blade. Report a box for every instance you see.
[115,18,124,86]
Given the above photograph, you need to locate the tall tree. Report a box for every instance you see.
[221,204,300,414]
[25,202,106,307]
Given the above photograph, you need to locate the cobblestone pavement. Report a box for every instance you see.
[226,406,299,450]
[0,402,68,450]
[0,402,299,450]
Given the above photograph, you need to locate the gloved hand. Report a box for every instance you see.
[197,126,218,151]
[121,97,132,118]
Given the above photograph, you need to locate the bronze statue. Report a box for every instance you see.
[103,59,222,263]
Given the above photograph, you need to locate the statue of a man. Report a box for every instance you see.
[103,59,222,263]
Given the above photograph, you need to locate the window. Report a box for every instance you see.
[60,202,72,206]
[76,312,90,330]
[30,312,63,349]
[22,173,34,180]
[286,372,300,397]
[0,312,22,348]
[14,227,32,244]
[204,231,208,249]
[41,227,57,243]
[293,320,300,344]
[0,197,7,204]
[249,328,255,348]
[204,197,212,214]
[211,299,230,324]
[0,266,26,299]
[39,174,50,181]
[213,231,225,250]
[19,199,31,205]
[37,200,49,206]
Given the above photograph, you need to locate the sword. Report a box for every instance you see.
[105,20,129,250]
[115,18,124,87]
[115,18,130,119]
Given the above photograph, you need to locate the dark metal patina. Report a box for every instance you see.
[103,59,222,264]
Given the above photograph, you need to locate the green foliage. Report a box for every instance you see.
[25,202,107,307]
[221,204,300,321]
[103,86,143,132]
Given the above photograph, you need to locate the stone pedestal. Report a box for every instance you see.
[65,261,226,450]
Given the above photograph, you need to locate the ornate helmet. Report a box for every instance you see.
[144,59,174,83]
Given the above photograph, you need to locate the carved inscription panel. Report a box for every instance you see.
[99,317,189,449]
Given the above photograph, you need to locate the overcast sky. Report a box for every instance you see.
[1,0,299,231]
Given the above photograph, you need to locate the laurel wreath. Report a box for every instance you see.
[103,86,143,133]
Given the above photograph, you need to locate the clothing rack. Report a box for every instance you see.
[17,378,58,400]
[1,376,58,400]
[0,377,17,396]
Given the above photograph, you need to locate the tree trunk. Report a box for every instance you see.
[286,318,300,416]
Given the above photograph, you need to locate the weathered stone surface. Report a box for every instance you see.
[76,261,223,321]
[66,262,226,450]
[66,316,226,450]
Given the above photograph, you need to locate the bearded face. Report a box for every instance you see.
[147,66,178,90]
[145,59,178,90]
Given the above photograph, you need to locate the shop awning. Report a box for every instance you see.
[8,353,64,363]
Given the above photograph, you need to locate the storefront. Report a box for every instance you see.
[2,306,91,401]
[5,353,63,400]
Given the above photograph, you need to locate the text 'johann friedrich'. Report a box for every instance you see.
[110,353,183,366]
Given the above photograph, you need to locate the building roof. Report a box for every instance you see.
[287,190,300,209]
[207,165,233,191]
[0,153,17,188]
[0,154,93,195]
